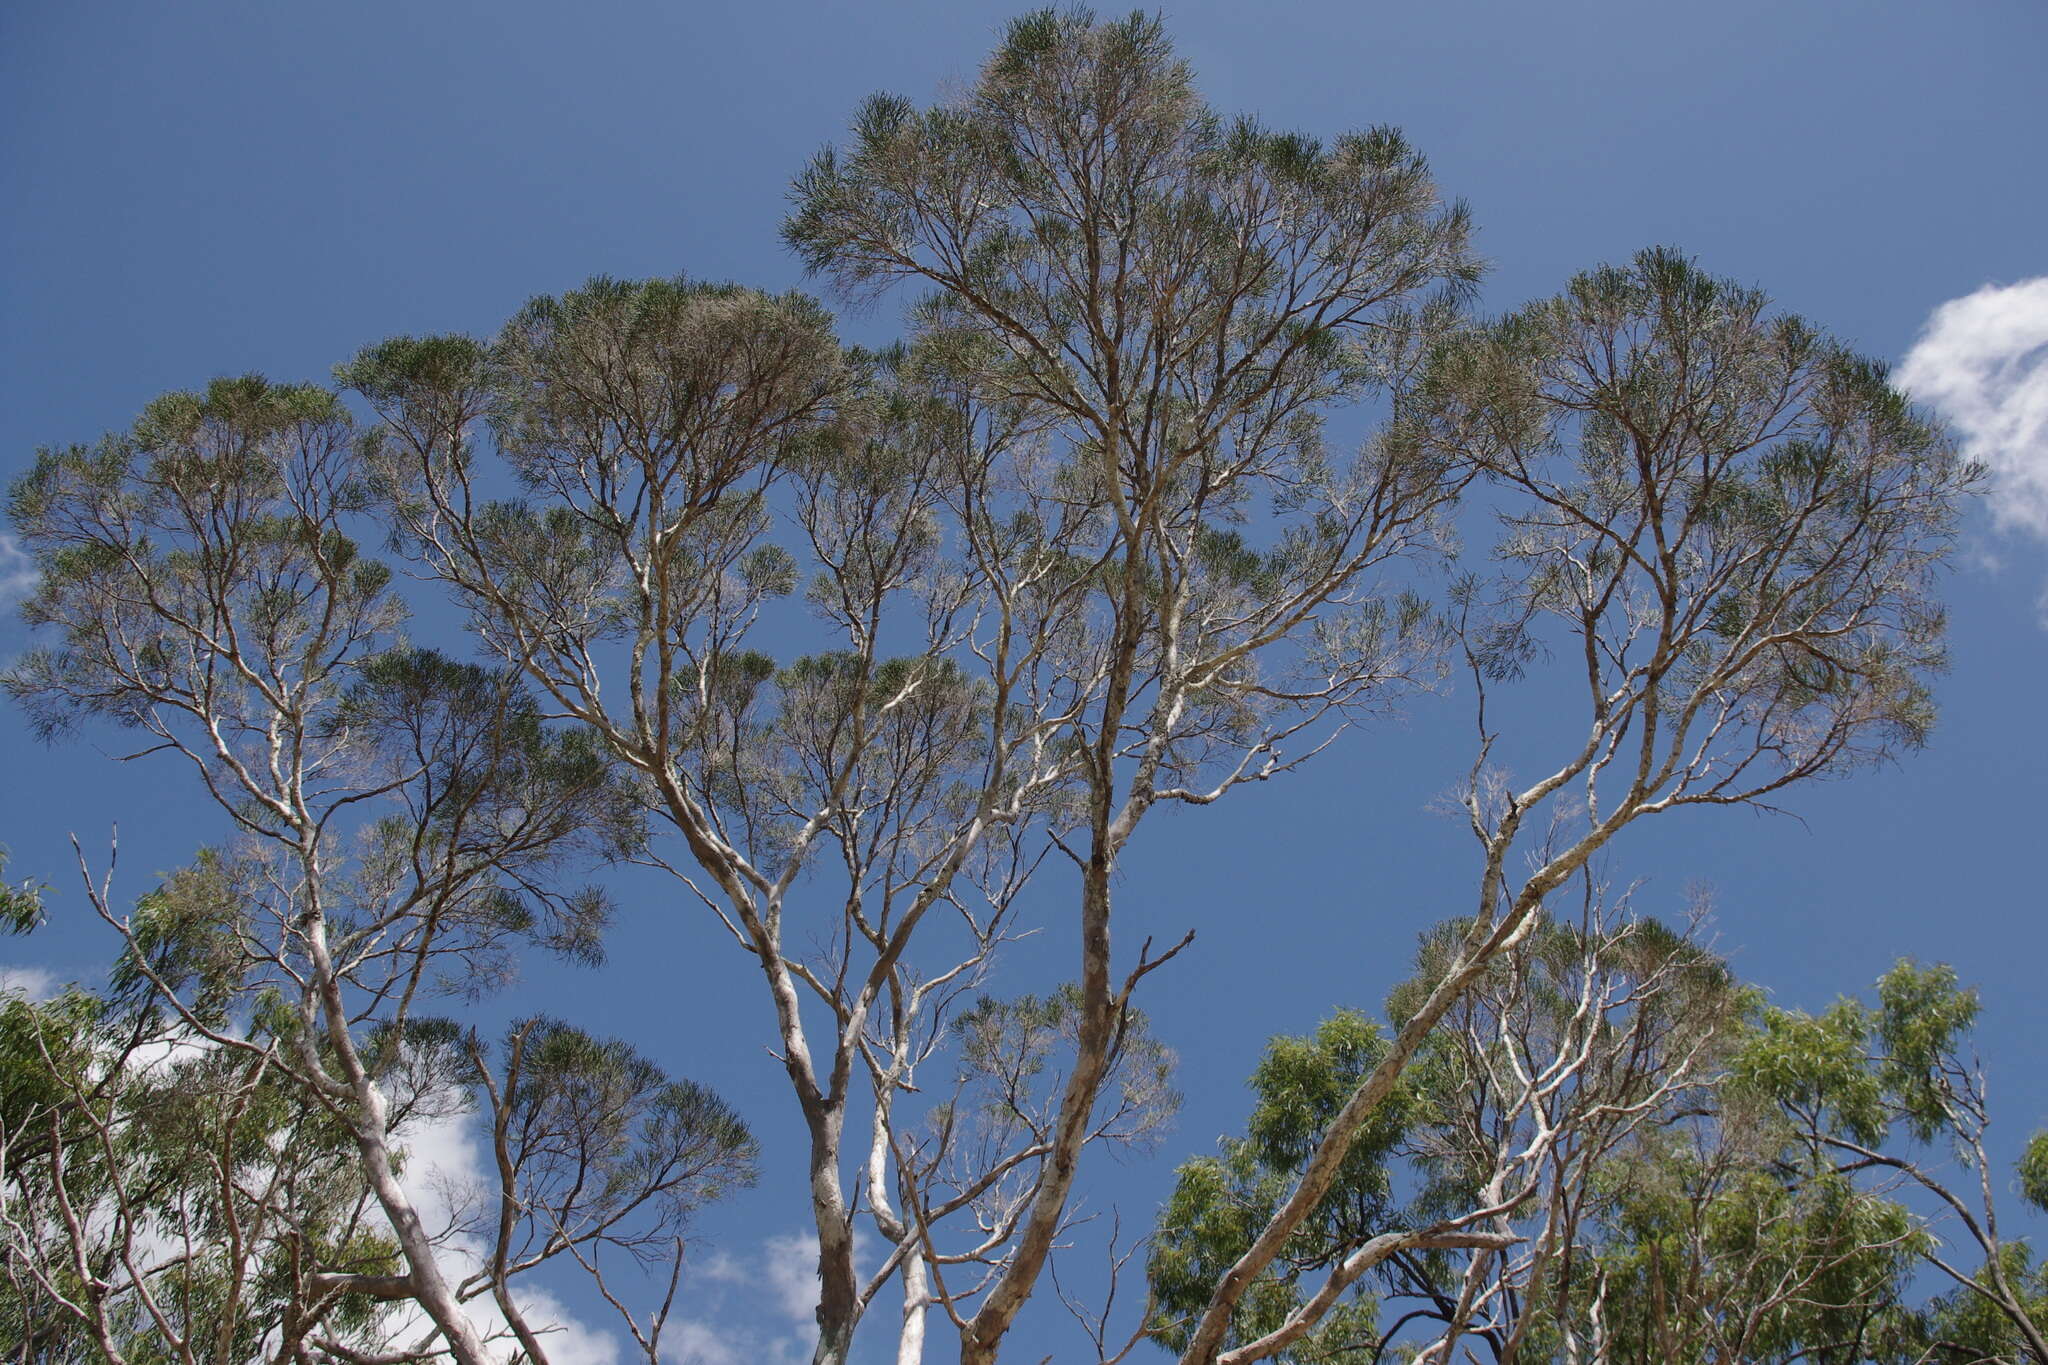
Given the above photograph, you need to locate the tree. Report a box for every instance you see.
[1735,962,2048,1362]
[782,10,1478,1359]
[1150,1009,1415,1364]
[1151,886,1754,1364]
[1164,247,1973,1364]
[345,285,1021,1365]
[349,6,1478,1358]
[1149,920,2048,1364]
[1470,957,2048,1365]
[1,949,409,1363]
[3,379,754,1364]
[2,13,1983,1364]
[1373,892,1750,1365]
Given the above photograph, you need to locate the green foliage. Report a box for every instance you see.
[1874,959,1979,1143]
[1731,998,1890,1148]
[483,1017,760,1243]
[2020,1131,2048,1217]
[0,848,44,936]
[0,977,402,1360]
[1420,247,1971,782]
[1914,1242,2048,1363]
[1150,1010,1409,1361]
[335,332,492,407]
[1147,917,2029,1364]
[1591,1148,1922,1364]
[490,275,843,498]
[332,646,645,966]
[5,372,397,754]
[108,849,253,1026]
[1731,958,1987,1154]
[785,2,1479,646]
[949,983,1179,1142]
[1676,958,2048,1362]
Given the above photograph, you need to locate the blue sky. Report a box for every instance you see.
[5,2,2047,1359]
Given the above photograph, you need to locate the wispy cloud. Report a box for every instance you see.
[665,1315,808,1365]
[665,1319,746,1365]
[1896,276,2048,541]
[760,1231,828,1331]
[664,1229,850,1365]
[0,965,59,1001]
[0,534,36,611]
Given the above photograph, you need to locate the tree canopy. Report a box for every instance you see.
[2,10,2026,1365]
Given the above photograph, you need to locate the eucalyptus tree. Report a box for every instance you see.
[2,924,405,1364]
[1734,962,2048,1362]
[1376,894,1749,1365]
[349,10,1477,1358]
[783,10,1480,1358]
[1308,956,2048,1365]
[3,379,755,1363]
[1149,1009,1416,1365]
[906,983,1178,1358]
[348,267,1208,1365]
[1165,249,1974,1364]
[1145,918,2048,1365]
[1149,886,1751,1365]
[343,286,1021,1365]
[1347,915,1923,1365]
[1579,1055,1923,1365]
[1480,960,2048,1365]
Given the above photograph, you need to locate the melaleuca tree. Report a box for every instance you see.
[408,1016,759,1364]
[3,378,754,1363]
[1168,248,1975,1365]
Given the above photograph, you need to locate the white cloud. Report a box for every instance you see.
[0,534,35,610]
[0,965,58,1001]
[660,1229,859,1365]
[691,1248,746,1286]
[665,1319,744,1365]
[664,1316,808,1365]
[1896,276,2048,539]
[500,1284,622,1365]
[760,1231,826,1332]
